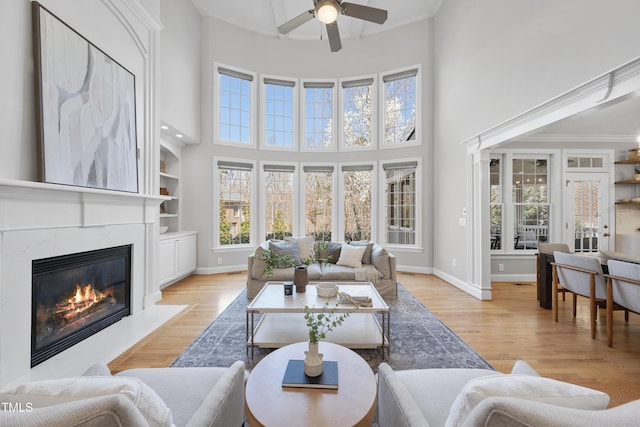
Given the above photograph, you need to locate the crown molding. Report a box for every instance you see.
[463,57,640,152]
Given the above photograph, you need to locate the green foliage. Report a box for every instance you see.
[219,195,232,245]
[260,249,296,278]
[303,303,355,344]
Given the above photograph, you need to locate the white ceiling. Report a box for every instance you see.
[518,95,640,143]
[190,0,443,41]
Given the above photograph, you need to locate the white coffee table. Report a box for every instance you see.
[246,282,390,359]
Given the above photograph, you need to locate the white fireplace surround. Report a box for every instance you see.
[0,180,170,386]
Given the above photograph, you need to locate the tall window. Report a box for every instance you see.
[490,157,502,250]
[512,157,549,251]
[303,81,335,150]
[304,165,334,241]
[263,77,296,149]
[217,66,253,145]
[216,160,253,246]
[342,78,374,149]
[383,68,418,146]
[342,165,373,241]
[383,161,417,245]
[263,164,295,240]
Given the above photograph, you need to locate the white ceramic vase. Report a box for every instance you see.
[304,342,324,377]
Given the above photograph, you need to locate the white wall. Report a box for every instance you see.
[160,0,201,140]
[0,0,165,384]
[184,17,434,272]
[433,0,640,286]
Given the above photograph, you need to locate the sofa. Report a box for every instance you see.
[0,361,245,427]
[377,360,640,427]
[246,236,397,299]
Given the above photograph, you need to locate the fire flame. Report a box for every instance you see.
[56,284,105,320]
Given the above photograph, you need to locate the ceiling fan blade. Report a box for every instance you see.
[277,9,314,34]
[340,2,388,24]
[326,21,342,52]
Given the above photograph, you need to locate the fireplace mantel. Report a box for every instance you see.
[0,179,167,231]
[0,179,166,385]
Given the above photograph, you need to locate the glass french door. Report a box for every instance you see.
[563,173,610,252]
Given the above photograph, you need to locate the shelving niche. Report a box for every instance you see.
[158,122,198,287]
[614,156,640,255]
[160,144,180,232]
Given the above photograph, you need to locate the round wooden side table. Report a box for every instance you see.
[245,341,376,427]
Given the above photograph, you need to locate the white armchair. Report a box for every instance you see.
[376,360,640,427]
[0,361,246,427]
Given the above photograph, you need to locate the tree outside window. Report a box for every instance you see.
[264,165,294,240]
[342,165,373,241]
[383,69,417,145]
[342,78,373,149]
[217,161,252,246]
[304,166,333,241]
[303,82,334,150]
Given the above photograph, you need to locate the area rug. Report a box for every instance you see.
[171,284,492,372]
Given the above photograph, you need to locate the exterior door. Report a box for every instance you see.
[563,173,610,252]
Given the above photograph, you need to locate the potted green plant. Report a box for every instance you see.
[302,303,353,376]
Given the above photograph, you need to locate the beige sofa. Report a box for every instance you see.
[0,361,245,427]
[247,238,397,299]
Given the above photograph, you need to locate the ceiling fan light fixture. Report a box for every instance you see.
[316,0,339,24]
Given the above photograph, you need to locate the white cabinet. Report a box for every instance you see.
[159,232,197,287]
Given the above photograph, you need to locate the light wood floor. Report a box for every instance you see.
[108,271,640,408]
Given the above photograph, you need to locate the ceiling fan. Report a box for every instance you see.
[277,0,388,52]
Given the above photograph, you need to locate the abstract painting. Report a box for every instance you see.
[32,2,138,193]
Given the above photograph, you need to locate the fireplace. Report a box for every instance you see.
[31,245,132,367]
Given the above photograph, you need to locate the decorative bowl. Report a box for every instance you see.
[316,282,338,298]
[159,226,169,234]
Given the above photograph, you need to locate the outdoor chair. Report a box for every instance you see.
[552,251,606,339]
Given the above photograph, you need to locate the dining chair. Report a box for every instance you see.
[537,243,570,303]
[605,259,640,347]
[552,251,607,339]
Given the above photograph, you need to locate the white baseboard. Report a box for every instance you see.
[396,265,433,275]
[433,268,493,300]
[194,265,247,275]
[490,274,536,283]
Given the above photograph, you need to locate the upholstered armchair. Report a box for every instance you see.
[552,251,606,339]
[605,259,640,347]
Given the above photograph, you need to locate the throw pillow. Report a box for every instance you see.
[371,245,391,278]
[0,376,173,427]
[316,241,342,264]
[444,374,610,427]
[336,244,367,268]
[349,240,374,264]
[285,236,315,263]
[269,241,301,267]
